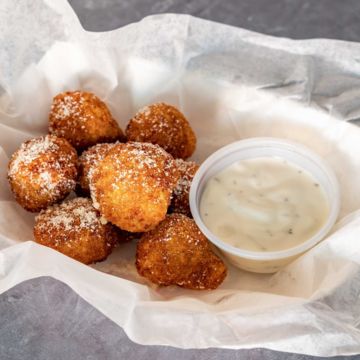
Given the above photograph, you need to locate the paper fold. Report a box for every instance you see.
[1,0,360,356]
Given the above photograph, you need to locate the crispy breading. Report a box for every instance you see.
[49,91,124,150]
[169,159,199,217]
[126,103,196,159]
[8,135,78,212]
[77,142,117,195]
[136,213,227,290]
[90,142,179,232]
[34,198,117,264]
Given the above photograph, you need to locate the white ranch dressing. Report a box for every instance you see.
[200,157,330,252]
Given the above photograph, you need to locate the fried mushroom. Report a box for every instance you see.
[8,135,78,212]
[34,197,117,264]
[126,103,196,159]
[90,142,179,232]
[49,90,124,150]
[136,213,227,290]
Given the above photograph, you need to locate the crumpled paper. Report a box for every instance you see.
[1,0,360,356]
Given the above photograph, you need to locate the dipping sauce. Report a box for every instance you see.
[199,157,330,252]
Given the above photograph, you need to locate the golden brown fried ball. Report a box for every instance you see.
[8,135,78,212]
[34,197,117,264]
[136,214,227,290]
[90,142,179,233]
[126,103,196,159]
[170,159,199,217]
[49,91,124,150]
[77,142,117,195]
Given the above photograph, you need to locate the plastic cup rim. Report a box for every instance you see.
[189,137,340,261]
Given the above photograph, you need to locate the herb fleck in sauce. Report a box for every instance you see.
[200,157,330,252]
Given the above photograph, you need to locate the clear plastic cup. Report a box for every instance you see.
[189,137,340,273]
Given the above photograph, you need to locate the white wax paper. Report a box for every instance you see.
[1,0,360,356]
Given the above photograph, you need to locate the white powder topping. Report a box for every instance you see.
[9,135,59,177]
[48,212,74,231]
[126,103,193,159]
[174,176,192,196]
[89,142,178,228]
[48,91,104,141]
[38,171,57,191]
[109,142,176,189]
[173,159,198,197]
[8,135,77,203]
[36,198,102,233]
[99,216,108,225]
[51,93,85,121]
[137,105,151,117]
[137,214,225,289]
[79,142,118,191]
[39,171,52,182]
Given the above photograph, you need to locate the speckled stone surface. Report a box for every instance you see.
[1,1,360,359]
[69,0,360,41]
[0,277,351,360]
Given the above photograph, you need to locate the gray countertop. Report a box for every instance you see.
[1,1,360,359]
[69,0,360,41]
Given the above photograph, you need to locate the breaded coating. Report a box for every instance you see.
[170,159,199,217]
[136,214,227,290]
[34,198,117,264]
[126,103,196,159]
[49,91,124,150]
[8,135,78,212]
[90,142,179,232]
[77,142,117,195]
